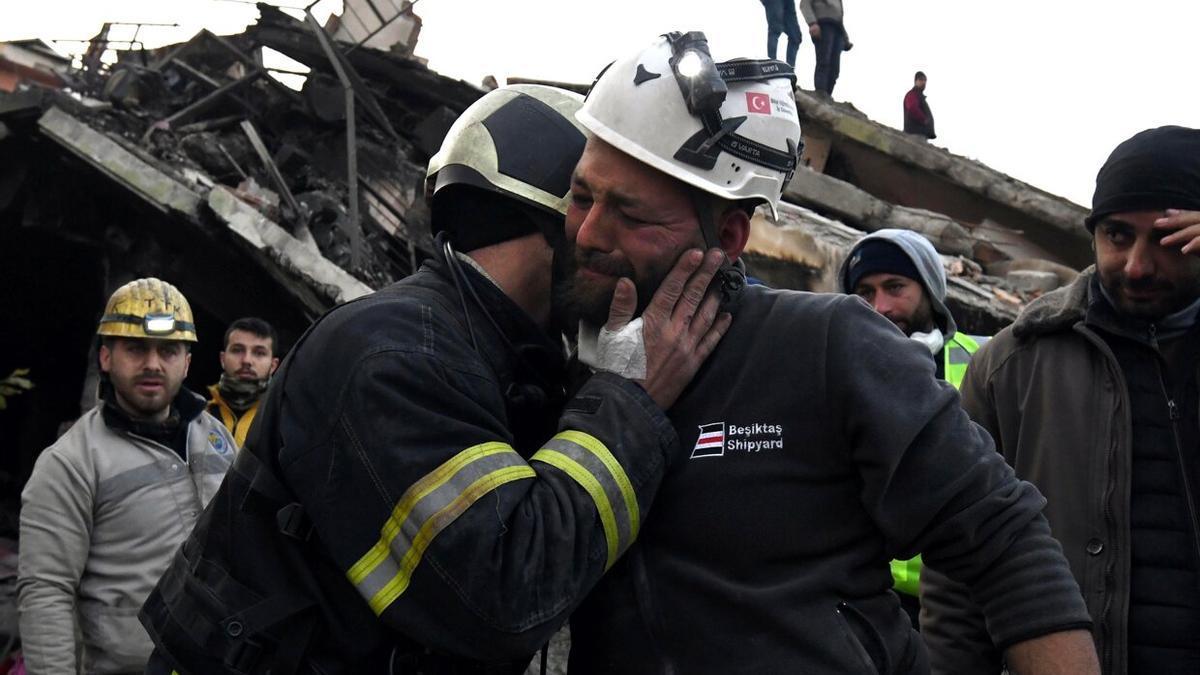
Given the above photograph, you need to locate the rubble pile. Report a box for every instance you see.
[19,4,484,290]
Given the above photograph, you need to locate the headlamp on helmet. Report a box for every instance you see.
[667,32,727,116]
[143,313,178,336]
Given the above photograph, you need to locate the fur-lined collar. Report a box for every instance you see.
[1011,267,1094,339]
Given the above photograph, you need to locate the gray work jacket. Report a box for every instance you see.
[17,401,233,674]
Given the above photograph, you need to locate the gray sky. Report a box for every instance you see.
[4,1,1198,207]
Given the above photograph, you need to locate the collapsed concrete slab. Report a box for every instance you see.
[38,105,371,312]
[793,88,1093,269]
[746,202,1020,335]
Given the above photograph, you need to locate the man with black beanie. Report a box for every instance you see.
[922,125,1200,675]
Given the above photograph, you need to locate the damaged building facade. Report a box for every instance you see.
[0,4,485,504]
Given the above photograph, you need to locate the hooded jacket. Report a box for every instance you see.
[17,390,233,674]
[839,228,957,339]
[921,267,1200,674]
[569,284,1089,674]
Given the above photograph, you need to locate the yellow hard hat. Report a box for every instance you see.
[96,278,198,343]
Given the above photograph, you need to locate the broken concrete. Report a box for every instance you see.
[208,186,372,307]
[746,202,1020,334]
[36,105,370,313]
[39,106,203,217]
[785,166,980,259]
[793,88,1094,269]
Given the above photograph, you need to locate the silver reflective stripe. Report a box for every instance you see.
[948,345,972,365]
[530,431,639,570]
[348,442,535,615]
[96,462,180,503]
[190,452,231,475]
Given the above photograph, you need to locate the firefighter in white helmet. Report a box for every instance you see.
[557,32,1100,674]
[17,278,235,674]
[141,85,729,674]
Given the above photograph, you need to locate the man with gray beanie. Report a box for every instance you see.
[921,125,1200,675]
[840,228,984,382]
[840,228,988,625]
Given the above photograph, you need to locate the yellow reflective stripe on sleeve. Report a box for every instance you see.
[531,430,640,571]
[347,441,512,584]
[553,430,639,535]
[532,449,621,570]
[347,441,534,616]
[366,464,534,614]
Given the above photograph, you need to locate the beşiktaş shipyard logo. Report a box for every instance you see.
[690,421,784,459]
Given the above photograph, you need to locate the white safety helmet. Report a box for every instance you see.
[577,32,802,218]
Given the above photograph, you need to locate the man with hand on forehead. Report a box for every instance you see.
[922,126,1200,675]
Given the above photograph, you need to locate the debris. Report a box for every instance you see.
[1005,270,1061,295]
[233,176,281,219]
[993,287,1024,306]
[791,87,1093,269]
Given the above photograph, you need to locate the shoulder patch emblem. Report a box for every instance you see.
[208,431,229,454]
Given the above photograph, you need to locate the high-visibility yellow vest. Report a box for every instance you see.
[890,332,987,597]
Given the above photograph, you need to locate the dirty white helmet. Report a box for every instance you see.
[427,84,587,222]
[577,32,802,218]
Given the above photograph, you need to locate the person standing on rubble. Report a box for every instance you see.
[140,84,730,674]
[801,0,852,95]
[206,317,280,448]
[839,228,987,626]
[903,70,936,139]
[759,0,802,67]
[17,278,235,675]
[922,126,1200,675]
[558,31,1098,673]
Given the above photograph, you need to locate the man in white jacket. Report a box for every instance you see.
[17,278,234,674]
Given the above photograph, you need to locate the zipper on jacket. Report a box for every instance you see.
[1100,446,1118,675]
[1157,365,1200,596]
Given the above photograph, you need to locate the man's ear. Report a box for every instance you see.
[716,205,752,262]
[98,342,112,374]
[270,357,280,376]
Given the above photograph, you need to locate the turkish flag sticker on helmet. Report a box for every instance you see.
[746,92,771,114]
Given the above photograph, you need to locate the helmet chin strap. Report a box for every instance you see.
[687,189,745,307]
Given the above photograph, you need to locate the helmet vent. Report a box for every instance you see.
[634,64,661,86]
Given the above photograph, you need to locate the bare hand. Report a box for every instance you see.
[604,248,732,409]
[808,23,821,40]
[1003,629,1099,675]
[1156,209,1200,255]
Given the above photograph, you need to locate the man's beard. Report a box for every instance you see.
[1100,269,1200,320]
[110,372,182,419]
[896,297,936,337]
[551,237,676,331]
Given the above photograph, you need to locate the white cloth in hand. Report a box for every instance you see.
[577,319,648,380]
